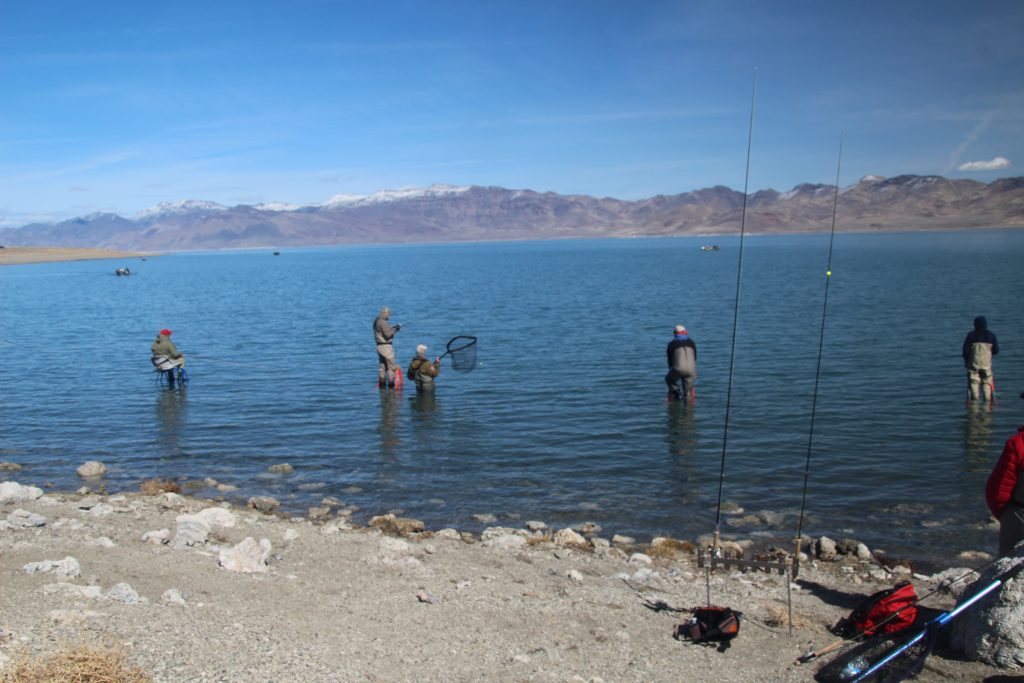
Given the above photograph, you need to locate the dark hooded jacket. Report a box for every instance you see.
[667,334,697,377]
[963,316,998,370]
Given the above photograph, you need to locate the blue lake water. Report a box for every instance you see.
[1,230,1022,567]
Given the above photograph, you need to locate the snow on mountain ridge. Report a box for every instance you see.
[135,199,227,220]
[322,184,471,208]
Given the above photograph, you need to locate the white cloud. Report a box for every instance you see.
[957,156,1011,172]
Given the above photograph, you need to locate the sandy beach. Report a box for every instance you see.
[0,247,153,266]
[0,472,1012,682]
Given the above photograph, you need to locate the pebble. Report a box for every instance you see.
[162,589,187,606]
[23,556,81,577]
[219,537,272,573]
[416,591,435,604]
[473,513,498,524]
[107,582,144,604]
[553,528,587,547]
[567,569,583,584]
[525,520,547,532]
[611,534,635,546]
[247,496,281,514]
[267,463,294,474]
[143,529,171,545]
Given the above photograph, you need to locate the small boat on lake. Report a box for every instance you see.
[702,245,720,252]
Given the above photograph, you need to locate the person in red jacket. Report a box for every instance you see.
[987,407,1024,556]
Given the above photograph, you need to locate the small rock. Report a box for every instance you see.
[76,486,90,495]
[321,496,345,507]
[629,553,653,567]
[216,483,238,492]
[93,536,116,548]
[369,513,425,536]
[611,534,635,546]
[553,528,588,547]
[162,589,187,606]
[76,461,107,478]
[219,537,272,573]
[473,513,498,524]
[247,496,280,514]
[576,521,602,534]
[416,591,435,604]
[267,463,294,474]
[0,462,23,471]
[308,506,332,522]
[107,582,144,604]
[816,536,838,561]
[195,507,237,528]
[283,529,300,542]
[855,543,873,561]
[567,569,583,583]
[159,492,185,509]
[23,556,81,577]
[172,514,210,548]
[524,520,547,532]
[142,529,171,545]
[8,509,46,527]
[434,528,461,540]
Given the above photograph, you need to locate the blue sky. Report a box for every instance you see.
[1,0,1021,227]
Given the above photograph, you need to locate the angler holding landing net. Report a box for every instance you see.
[406,335,478,392]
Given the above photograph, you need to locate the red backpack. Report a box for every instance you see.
[832,581,918,638]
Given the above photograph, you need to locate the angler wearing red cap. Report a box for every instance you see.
[150,328,186,388]
[665,324,697,402]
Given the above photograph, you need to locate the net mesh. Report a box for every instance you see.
[815,630,932,683]
[446,335,478,372]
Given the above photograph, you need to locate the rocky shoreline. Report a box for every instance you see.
[0,466,1017,682]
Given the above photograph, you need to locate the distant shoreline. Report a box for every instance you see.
[0,246,156,266]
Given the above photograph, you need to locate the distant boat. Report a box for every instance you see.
[273,251,281,256]
[702,245,720,252]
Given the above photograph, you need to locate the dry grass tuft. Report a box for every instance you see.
[647,537,696,559]
[139,478,181,495]
[0,642,151,683]
[525,530,554,546]
[762,603,815,629]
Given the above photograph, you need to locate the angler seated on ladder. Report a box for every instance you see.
[151,328,187,388]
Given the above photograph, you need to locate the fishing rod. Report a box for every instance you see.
[793,131,844,565]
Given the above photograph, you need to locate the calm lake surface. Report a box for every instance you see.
[2,230,1022,567]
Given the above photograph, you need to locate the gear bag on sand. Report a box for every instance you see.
[830,581,918,638]
[674,606,741,651]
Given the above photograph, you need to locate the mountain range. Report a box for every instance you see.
[2,175,1022,251]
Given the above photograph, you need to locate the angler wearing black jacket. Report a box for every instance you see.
[963,315,999,401]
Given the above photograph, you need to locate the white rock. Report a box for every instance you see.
[218,537,272,573]
[8,509,46,527]
[92,536,116,548]
[553,528,587,547]
[107,582,144,604]
[0,481,44,502]
[23,556,81,577]
[162,588,187,606]
[160,492,185,509]
[172,514,211,548]
[434,528,461,540]
[76,461,107,478]
[142,529,171,545]
[611,534,635,546]
[84,503,114,517]
[283,529,300,542]
[379,537,411,555]
[482,533,528,552]
[629,553,653,567]
[525,520,547,532]
[567,569,584,583]
[195,507,237,528]
[473,513,498,524]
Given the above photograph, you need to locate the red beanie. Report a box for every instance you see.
[160,329,172,336]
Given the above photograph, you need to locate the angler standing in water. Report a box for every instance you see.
[665,324,697,402]
[407,344,441,393]
[963,315,998,401]
[373,307,401,389]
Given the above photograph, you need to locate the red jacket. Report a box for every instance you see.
[987,427,1024,519]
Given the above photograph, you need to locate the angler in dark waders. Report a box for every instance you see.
[665,325,697,402]
[373,307,401,389]
[963,315,998,401]
[150,328,186,389]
